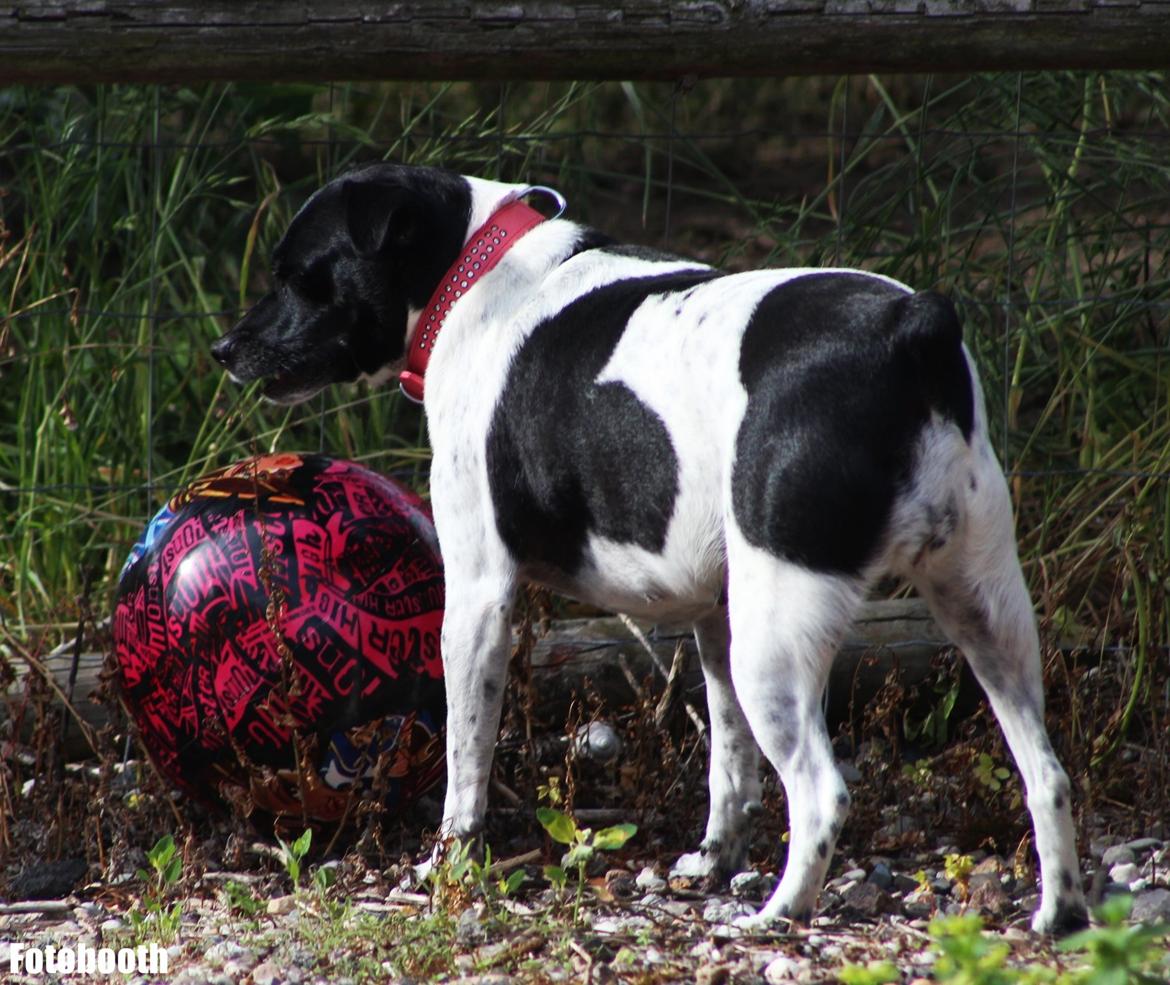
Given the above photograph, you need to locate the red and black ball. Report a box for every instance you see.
[112,453,446,827]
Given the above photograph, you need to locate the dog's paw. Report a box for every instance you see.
[1030,898,1090,936]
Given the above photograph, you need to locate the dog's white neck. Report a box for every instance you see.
[463,176,532,246]
[403,176,530,352]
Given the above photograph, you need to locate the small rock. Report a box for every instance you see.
[9,858,88,900]
[1124,837,1162,854]
[1110,862,1141,887]
[696,962,732,985]
[267,895,297,916]
[867,862,894,891]
[967,878,1011,918]
[841,881,899,918]
[605,868,637,899]
[837,760,863,784]
[635,867,667,893]
[703,898,753,925]
[99,917,125,934]
[205,940,246,968]
[1131,888,1170,923]
[223,952,260,978]
[842,867,867,883]
[1102,845,1136,868]
[671,851,711,881]
[972,855,1005,876]
[573,721,623,764]
[1090,835,1119,858]
[456,906,487,946]
[763,955,802,983]
[730,870,769,898]
[253,959,283,985]
[893,873,921,893]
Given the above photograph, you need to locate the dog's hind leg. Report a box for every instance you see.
[679,608,762,883]
[725,537,865,925]
[904,452,1088,935]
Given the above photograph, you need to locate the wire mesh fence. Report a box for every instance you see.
[1,75,1168,775]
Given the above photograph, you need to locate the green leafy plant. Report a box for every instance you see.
[536,807,636,922]
[223,879,265,919]
[129,834,184,944]
[277,828,313,888]
[1057,895,1170,985]
[928,913,1021,985]
[974,753,1012,794]
[426,837,526,913]
[944,853,975,903]
[862,900,1170,985]
[838,960,900,985]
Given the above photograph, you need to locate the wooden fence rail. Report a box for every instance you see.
[2,2,1169,85]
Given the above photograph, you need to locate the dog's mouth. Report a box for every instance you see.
[260,372,328,406]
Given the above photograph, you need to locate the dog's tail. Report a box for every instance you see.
[891,290,975,441]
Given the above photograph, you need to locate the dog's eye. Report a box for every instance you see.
[292,268,333,305]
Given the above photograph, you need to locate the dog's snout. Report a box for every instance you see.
[210,334,236,367]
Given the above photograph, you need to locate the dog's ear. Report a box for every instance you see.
[344,179,420,257]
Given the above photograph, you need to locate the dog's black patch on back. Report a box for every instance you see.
[487,270,722,575]
[733,273,974,575]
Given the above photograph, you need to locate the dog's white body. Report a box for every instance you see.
[424,180,1083,931]
[215,167,1087,932]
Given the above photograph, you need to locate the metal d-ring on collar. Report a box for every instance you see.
[519,185,568,219]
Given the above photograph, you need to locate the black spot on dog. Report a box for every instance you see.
[1053,792,1065,810]
[1060,869,1075,892]
[486,270,721,575]
[1048,899,1090,936]
[836,792,849,808]
[733,275,974,574]
[817,839,828,859]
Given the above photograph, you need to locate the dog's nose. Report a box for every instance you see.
[210,335,235,366]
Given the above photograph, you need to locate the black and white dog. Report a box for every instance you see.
[212,163,1087,933]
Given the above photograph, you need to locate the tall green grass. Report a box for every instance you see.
[2,77,1168,783]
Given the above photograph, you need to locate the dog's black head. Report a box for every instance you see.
[211,163,472,404]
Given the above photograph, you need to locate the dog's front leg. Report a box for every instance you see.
[438,569,517,843]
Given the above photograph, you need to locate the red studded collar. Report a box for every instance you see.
[398,187,566,404]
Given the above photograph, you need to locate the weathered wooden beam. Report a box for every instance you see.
[2,599,946,758]
[1,2,1168,85]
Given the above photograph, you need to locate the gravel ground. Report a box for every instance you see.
[3,824,1168,984]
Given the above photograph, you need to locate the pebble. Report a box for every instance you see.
[838,760,863,784]
[266,894,297,916]
[635,866,667,892]
[456,906,487,946]
[730,870,771,898]
[670,851,711,880]
[253,959,283,985]
[223,952,260,978]
[764,955,802,983]
[841,881,899,918]
[1102,845,1135,868]
[868,862,894,890]
[1109,862,1141,887]
[702,898,753,925]
[1131,888,1170,923]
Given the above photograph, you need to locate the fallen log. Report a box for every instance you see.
[2,598,946,758]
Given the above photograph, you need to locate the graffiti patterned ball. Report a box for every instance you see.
[113,453,446,827]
